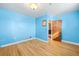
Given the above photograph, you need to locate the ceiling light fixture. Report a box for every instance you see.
[29,3,38,10]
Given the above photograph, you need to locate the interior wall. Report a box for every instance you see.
[0,8,79,46]
[62,11,79,43]
[36,15,59,42]
[0,8,35,46]
[36,11,79,44]
[36,15,48,42]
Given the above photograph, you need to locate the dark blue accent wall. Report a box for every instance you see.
[0,9,35,46]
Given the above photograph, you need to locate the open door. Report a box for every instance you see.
[48,20,62,42]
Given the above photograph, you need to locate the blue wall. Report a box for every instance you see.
[0,9,35,46]
[36,15,48,41]
[0,8,79,46]
[62,11,79,43]
[36,11,79,43]
[36,15,59,41]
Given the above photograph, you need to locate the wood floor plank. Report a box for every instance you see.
[0,39,79,56]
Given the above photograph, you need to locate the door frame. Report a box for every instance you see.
[48,20,62,42]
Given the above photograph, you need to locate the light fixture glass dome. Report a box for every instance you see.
[29,3,38,10]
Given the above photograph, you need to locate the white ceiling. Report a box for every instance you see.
[0,3,79,17]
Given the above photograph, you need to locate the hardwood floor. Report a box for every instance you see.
[0,39,79,56]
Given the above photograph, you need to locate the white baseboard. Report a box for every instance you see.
[35,38,48,42]
[62,40,79,46]
[1,37,78,48]
[0,38,35,48]
[0,38,48,48]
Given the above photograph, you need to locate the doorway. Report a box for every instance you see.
[48,20,62,42]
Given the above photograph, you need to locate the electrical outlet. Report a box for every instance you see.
[29,36,32,38]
